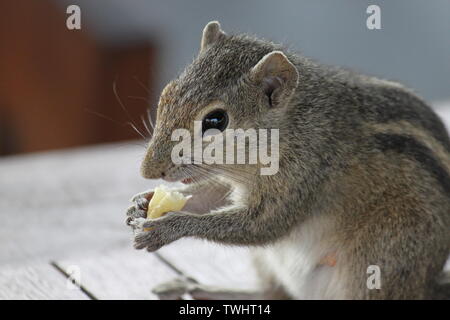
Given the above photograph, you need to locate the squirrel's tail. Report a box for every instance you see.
[432,271,450,300]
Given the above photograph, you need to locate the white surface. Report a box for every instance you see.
[0,142,258,299]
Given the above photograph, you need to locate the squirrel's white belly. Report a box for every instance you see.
[254,215,347,299]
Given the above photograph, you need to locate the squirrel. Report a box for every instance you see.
[126,21,450,299]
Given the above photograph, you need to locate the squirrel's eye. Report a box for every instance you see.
[202,109,228,134]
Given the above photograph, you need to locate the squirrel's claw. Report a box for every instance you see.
[133,212,189,251]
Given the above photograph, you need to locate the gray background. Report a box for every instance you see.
[60,0,450,104]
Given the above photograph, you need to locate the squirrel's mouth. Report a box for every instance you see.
[181,177,194,184]
[180,173,208,184]
[162,169,205,185]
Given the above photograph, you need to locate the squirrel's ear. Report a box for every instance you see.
[250,51,299,108]
[200,21,226,52]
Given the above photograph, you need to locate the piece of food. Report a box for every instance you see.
[146,185,190,219]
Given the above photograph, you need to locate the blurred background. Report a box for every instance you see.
[1,0,449,156]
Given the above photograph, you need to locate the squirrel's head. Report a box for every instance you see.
[141,21,299,183]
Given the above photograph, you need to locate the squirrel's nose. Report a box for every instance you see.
[140,158,167,179]
[141,140,171,179]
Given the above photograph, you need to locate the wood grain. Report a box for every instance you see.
[158,239,259,291]
[55,248,178,300]
[0,143,152,209]
[0,143,161,266]
[0,264,87,300]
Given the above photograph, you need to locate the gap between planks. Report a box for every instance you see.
[50,261,98,300]
[52,248,181,300]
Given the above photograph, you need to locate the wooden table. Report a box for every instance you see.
[0,142,258,299]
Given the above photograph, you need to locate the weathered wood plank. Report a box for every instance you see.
[0,198,164,267]
[0,142,152,209]
[0,200,127,265]
[158,239,259,291]
[0,263,88,300]
[0,142,177,299]
[0,142,167,266]
[55,248,178,299]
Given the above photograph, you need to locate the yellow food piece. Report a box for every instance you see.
[146,185,190,219]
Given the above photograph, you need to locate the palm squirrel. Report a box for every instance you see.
[126,21,450,299]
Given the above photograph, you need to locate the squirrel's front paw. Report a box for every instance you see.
[130,190,154,203]
[125,205,145,227]
[133,212,191,252]
[125,190,154,227]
